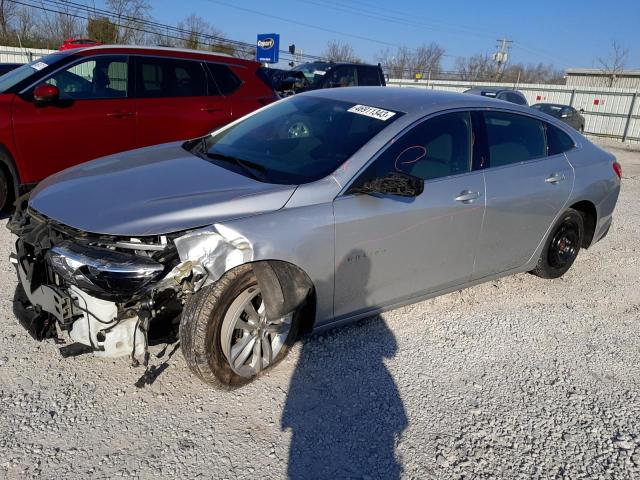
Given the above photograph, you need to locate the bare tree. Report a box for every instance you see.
[14,6,38,46]
[322,40,360,63]
[106,0,151,44]
[598,41,629,86]
[408,43,445,78]
[377,47,411,78]
[0,0,16,38]
[39,6,83,48]
[176,14,238,55]
[177,14,214,50]
[454,54,498,81]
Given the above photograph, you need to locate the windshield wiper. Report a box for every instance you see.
[204,152,267,182]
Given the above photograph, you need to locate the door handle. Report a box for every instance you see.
[545,173,564,184]
[200,106,223,113]
[455,190,481,203]
[106,111,134,118]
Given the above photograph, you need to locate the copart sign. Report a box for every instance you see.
[256,33,280,64]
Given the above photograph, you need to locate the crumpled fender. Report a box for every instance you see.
[172,223,313,319]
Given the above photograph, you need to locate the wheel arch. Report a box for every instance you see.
[249,259,317,335]
[569,199,598,248]
[0,143,21,200]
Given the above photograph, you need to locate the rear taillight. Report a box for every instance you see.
[613,161,622,179]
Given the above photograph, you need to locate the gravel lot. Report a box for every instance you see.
[1,139,639,479]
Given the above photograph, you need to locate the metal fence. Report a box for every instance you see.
[0,46,55,64]
[388,78,640,144]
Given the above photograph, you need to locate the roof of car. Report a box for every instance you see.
[68,44,250,61]
[533,103,569,108]
[298,60,380,68]
[302,86,528,115]
[465,86,525,95]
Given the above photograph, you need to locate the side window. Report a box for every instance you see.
[357,66,381,86]
[483,111,546,167]
[136,57,207,98]
[45,56,128,99]
[546,123,575,155]
[324,66,357,88]
[353,111,472,187]
[501,92,526,105]
[206,63,242,95]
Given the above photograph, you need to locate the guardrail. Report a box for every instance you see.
[388,78,640,144]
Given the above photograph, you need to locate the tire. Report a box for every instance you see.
[530,208,584,279]
[0,166,13,213]
[180,263,301,388]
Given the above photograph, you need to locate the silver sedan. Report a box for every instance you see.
[9,87,621,388]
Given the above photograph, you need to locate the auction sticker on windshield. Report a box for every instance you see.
[348,104,396,121]
[31,62,48,71]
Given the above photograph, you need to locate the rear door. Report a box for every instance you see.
[473,110,574,278]
[134,56,231,147]
[11,54,136,181]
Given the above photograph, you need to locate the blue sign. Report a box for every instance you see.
[256,33,279,64]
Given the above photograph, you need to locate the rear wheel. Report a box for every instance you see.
[180,264,300,388]
[530,208,584,279]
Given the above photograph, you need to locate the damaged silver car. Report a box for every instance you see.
[9,88,621,388]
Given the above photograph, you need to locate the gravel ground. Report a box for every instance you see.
[1,139,639,479]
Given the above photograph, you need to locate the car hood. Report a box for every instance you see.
[29,142,297,236]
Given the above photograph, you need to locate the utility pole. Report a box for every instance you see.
[492,37,512,79]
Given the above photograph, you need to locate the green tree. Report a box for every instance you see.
[87,16,118,43]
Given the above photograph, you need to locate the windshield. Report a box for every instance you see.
[0,53,68,93]
[291,62,330,83]
[532,104,562,116]
[198,96,402,184]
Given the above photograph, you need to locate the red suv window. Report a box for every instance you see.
[206,63,242,95]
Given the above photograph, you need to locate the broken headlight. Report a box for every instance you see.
[46,241,165,300]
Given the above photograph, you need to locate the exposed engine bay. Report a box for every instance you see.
[8,194,255,365]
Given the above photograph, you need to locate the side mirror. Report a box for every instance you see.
[357,172,424,198]
[33,83,60,104]
[579,108,585,113]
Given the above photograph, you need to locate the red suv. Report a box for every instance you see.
[0,46,277,210]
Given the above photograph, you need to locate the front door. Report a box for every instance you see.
[333,111,485,319]
[473,110,574,278]
[12,55,136,182]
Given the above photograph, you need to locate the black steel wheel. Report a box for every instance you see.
[530,208,584,279]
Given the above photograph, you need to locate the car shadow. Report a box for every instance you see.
[281,250,408,479]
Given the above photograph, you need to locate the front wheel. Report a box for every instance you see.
[180,264,300,388]
[530,208,584,279]
[0,167,12,213]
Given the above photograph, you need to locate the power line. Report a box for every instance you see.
[206,0,412,50]
[9,0,325,62]
[304,0,499,42]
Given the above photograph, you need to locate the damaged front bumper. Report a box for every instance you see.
[7,200,256,361]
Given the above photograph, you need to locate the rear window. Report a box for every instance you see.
[546,124,575,155]
[503,92,527,105]
[136,57,208,98]
[484,111,546,167]
[207,63,242,95]
[357,66,382,86]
